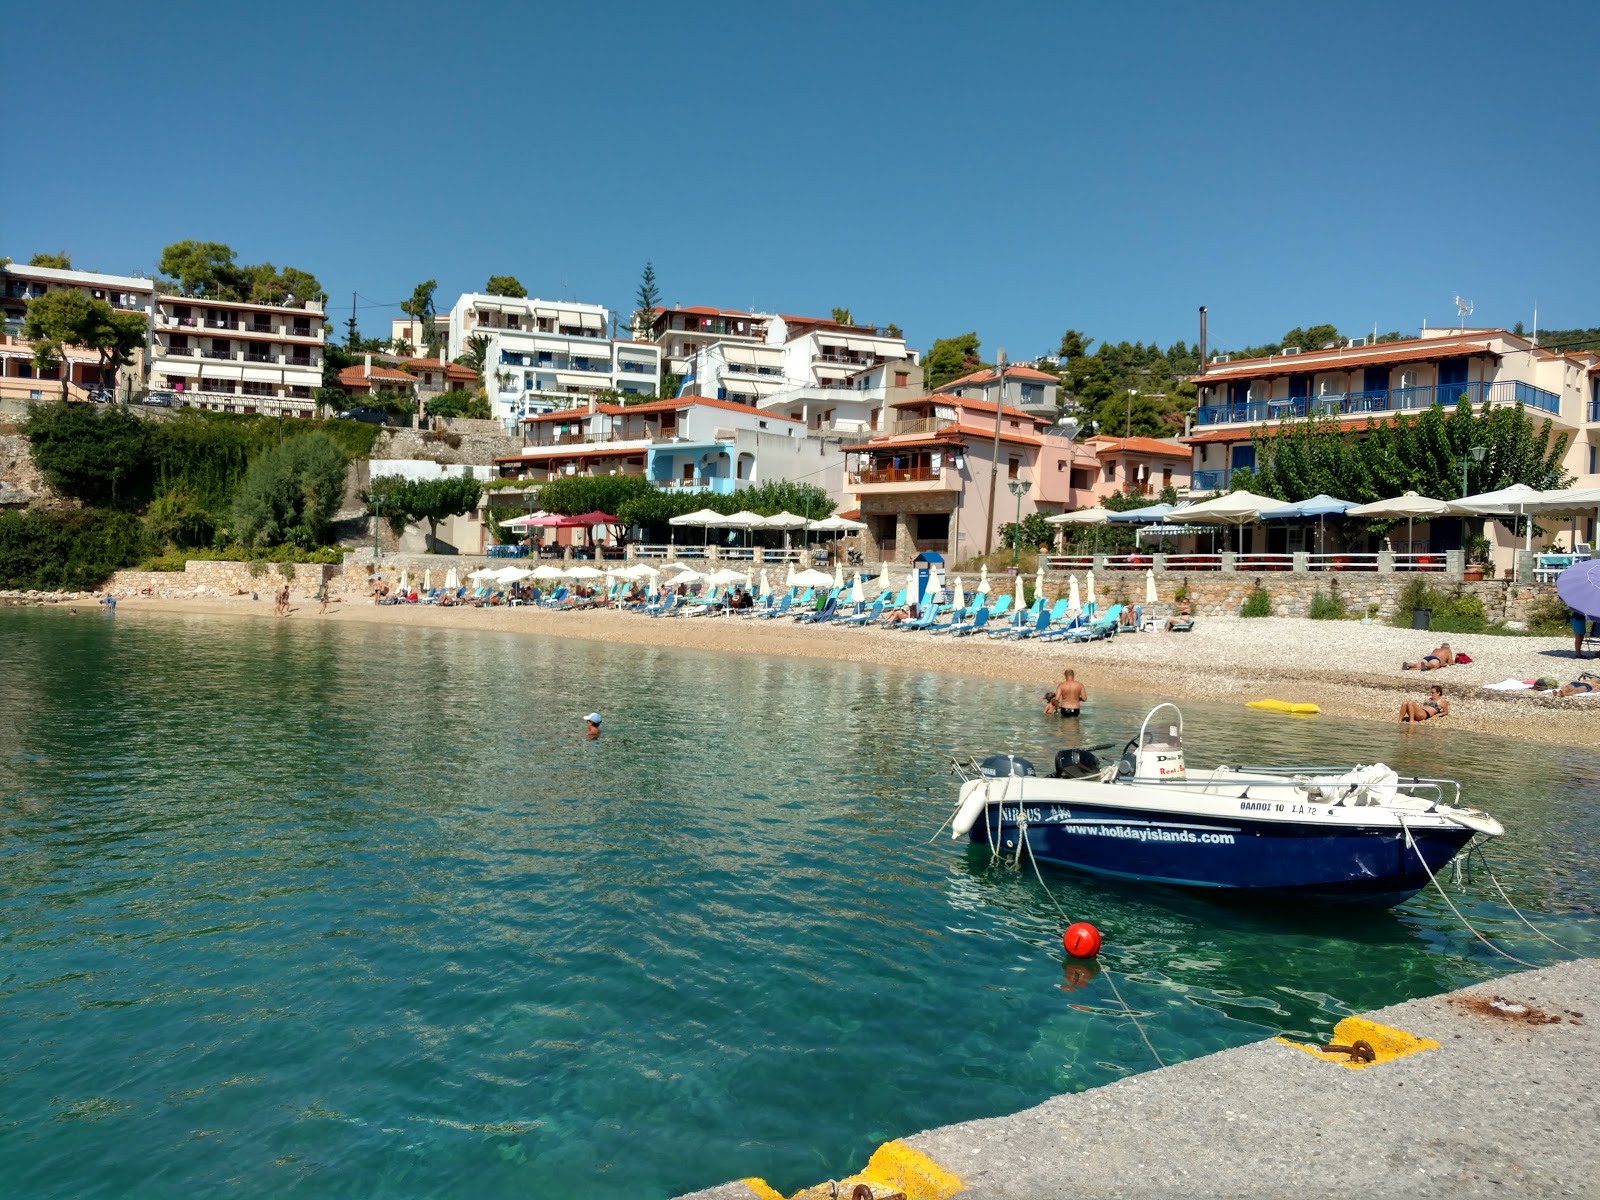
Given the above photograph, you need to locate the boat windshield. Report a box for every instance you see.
[1138,703,1183,755]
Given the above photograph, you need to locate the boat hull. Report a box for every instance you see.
[968,799,1477,906]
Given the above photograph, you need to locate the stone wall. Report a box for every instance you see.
[104,560,346,599]
[380,423,522,467]
[0,429,47,505]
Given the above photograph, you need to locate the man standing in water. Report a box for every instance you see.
[1045,669,1087,717]
[584,713,602,740]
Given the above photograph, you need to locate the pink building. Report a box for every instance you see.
[844,393,1100,562]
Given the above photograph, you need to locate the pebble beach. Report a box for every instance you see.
[67,592,1599,748]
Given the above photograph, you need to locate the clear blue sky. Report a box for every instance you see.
[9,1,1598,356]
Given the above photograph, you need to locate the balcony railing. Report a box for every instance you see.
[202,349,234,360]
[205,318,240,330]
[1589,398,1600,423]
[288,354,313,367]
[850,464,942,484]
[245,352,274,363]
[1195,379,1563,427]
[1191,469,1229,491]
[651,475,735,494]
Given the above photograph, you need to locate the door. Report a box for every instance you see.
[1287,375,1310,417]
[1437,358,1469,406]
[1363,366,1390,410]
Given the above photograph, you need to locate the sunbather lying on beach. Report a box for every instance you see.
[1400,684,1449,723]
[1403,643,1453,671]
[1554,672,1599,698]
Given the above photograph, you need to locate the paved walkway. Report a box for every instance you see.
[680,958,1599,1199]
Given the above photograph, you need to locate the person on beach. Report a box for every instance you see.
[1164,597,1192,632]
[1553,672,1599,698]
[1572,611,1593,659]
[1045,669,1087,717]
[1400,684,1449,723]
[1403,642,1453,671]
[584,712,602,740]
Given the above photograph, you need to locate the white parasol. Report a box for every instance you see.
[564,565,604,580]
[833,562,844,591]
[398,569,409,593]
[705,568,750,586]
[951,574,966,613]
[1034,564,1046,606]
[1145,567,1158,606]
[849,572,864,605]
[423,568,432,593]
[1012,570,1025,613]
[530,564,565,581]
[1068,574,1080,611]
[445,567,459,590]
[785,561,796,590]
[1086,569,1097,611]
[976,563,990,594]
[790,567,835,587]
[806,514,869,532]
[1345,490,1454,557]
[758,569,772,599]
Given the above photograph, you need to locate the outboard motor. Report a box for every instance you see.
[979,754,1035,778]
[1053,748,1102,779]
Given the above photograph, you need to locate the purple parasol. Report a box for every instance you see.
[1556,560,1600,620]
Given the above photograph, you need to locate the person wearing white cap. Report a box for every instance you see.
[584,713,602,740]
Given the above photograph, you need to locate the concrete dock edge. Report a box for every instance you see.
[677,958,1599,1199]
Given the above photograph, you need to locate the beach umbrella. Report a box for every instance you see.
[758,569,772,599]
[1556,560,1600,620]
[1346,490,1455,559]
[1259,493,1356,555]
[398,569,409,593]
[496,567,534,583]
[756,511,809,530]
[927,560,942,604]
[1068,574,1080,612]
[423,568,432,593]
[877,566,896,595]
[1045,506,1113,552]
[833,562,844,591]
[785,561,796,590]
[807,514,869,532]
[1535,487,1600,557]
[565,565,604,580]
[1086,569,1097,612]
[951,574,966,613]
[706,568,750,586]
[1034,564,1046,606]
[790,567,835,587]
[467,568,497,582]
[669,507,725,546]
[976,564,991,594]
[1451,483,1561,577]
[1178,489,1291,553]
[445,567,458,590]
[849,572,864,605]
[1012,570,1025,613]
[1145,568,1158,606]
[530,564,565,581]
[1105,502,1176,525]
[666,566,704,584]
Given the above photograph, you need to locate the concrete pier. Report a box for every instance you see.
[679,958,1598,1199]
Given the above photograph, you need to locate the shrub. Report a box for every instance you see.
[248,561,267,578]
[144,485,216,549]
[23,402,153,507]
[425,389,491,420]
[232,433,349,548]
[0,508,149,590]
[1526,592,1574,636]
[1308,589,1346,620]
[278,560,296,581]
[1240,581,1272,618]
[1392,577,1488,633]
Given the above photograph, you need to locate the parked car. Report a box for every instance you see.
[334,406,393,425]
[143,392,176,407]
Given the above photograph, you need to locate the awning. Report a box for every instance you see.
[725,376,786,395]
[569,348,611,365]
[579,311,604,331]
[531,338,569,354]
[556,373,606,389]
[724,346,758,366]
[241,366,284,384]
[557,309,581,326]
[813,364,852,381]
[533,306,559,322]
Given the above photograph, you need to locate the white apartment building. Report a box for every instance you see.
[642,305,772,377]
[150,294,327,417]
[1,263,156,404]
[670,311,921,436]
[446,293,661,422]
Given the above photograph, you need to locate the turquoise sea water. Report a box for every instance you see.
[1,608,1596,1199]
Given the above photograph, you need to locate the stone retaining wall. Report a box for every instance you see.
[381,424,522,466]
[104,560,347,599]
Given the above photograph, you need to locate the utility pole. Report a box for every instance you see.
[351,291,357,349]
[984,348,1006,557]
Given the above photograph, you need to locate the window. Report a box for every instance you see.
[915,513,950,542]
[1022,384,1040,403]
[1070,467,1094,490]
[1590,444,1598,474]
[1163,466,1173,486]
[1007,457,1020,479]
[1103,462,1116,482]
[895,371,909,388]
[242,381,273,396]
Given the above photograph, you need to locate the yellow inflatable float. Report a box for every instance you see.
[1246,699,1322,715]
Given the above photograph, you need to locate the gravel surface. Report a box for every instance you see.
[95,597,1600,747]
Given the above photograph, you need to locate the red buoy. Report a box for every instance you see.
[1063,922,1102,958]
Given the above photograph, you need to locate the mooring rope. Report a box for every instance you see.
[1470,843,1582,957]
[1012,799,1166,1069]
[1397,815,1536,969]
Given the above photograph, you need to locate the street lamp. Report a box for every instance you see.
[1458,445,1487,496]
[1007,477,1032,568]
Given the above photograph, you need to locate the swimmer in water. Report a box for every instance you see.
[584,712,602,740]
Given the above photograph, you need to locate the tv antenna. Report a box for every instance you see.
[1453,295,1473,328]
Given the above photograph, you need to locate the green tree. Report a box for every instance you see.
[924,332,982,389]
[28,252,71,269]
[1058,329,1093,360]
[0,509,149,591]
[401,279,441,358]
[831,307,853,325]
[484,275,527,298]
[1280,323,1342,353]
[455,333,492,386]
[144,485,216,549]
[999,512,1055,551]
[231,433,349,547]
[24,290,148,402]
[23,402,152,507]
[425,389,491,419]
[885,322,903,339]
[634,261,661,338]
[388,475,483,552]
[158,240,240,296]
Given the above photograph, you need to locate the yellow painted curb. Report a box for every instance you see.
[739,1180,785,1200]
[786,1139,965,1199]
[1277,1015,1440,1069]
